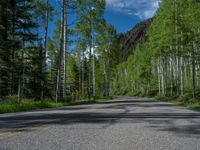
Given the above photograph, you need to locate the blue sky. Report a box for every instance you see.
[104,8,141,33]
[104,0,160,33]
[48,0,160,37]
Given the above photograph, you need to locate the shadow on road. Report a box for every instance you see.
[1,98,200,138]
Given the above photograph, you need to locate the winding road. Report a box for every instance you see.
[0,96,200,150]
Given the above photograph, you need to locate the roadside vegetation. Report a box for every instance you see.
[1,0,200,113]
[0,0,116,108]
[155,94,200,111]
[110,0,200,109]
[0,96,112,113]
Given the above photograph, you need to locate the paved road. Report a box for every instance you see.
[0,96,200,150]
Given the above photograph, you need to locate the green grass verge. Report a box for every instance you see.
[155,95,200,111]
[0,96,113,114]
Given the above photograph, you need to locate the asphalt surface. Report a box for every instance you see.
[0,96,200,150]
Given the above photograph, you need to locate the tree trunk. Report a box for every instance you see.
[170,55,173,96]
[56,0,65,102]
[92,47,95,98]
[82,50,85,98]
[103,62,107,96]
[41,0,49,100]
[88,26,92,100]
[180,56,184,96]
[107,50,111,96]
[17,78,21,102]
[158,58,161,96]
[175,0,180,96]
[161,57,165,95]
[192,41,196,98]
[63,0,67,99]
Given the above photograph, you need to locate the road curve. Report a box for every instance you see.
[0,96,200,150]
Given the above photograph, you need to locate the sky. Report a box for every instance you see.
[48,0,160,37]
[104,0,160,33]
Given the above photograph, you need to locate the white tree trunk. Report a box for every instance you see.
[56,0,65,102]
[62,0,67,99]
[41,0,49,100]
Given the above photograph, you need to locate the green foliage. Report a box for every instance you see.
[0,0,114,108]
[0,0,38,98]
[0,96,112,113]
[111,0,200,99]
[0,101,63,113]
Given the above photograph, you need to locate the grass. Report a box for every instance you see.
[155,94,200,111]
[0,96,113,114]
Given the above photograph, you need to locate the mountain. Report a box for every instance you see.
[117,19,152,62]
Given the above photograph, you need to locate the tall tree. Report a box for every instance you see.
[75,0,105,99]
[56,0,67,102]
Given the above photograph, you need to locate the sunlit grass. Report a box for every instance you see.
[155,95,200,111]
[0,101,63,113]
[0,96,113,113]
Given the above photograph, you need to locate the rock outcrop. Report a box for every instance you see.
[118,19,151,61]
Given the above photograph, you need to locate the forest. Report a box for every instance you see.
[111,0,200,100]
[1,0,200,112]
[0,0,116,104]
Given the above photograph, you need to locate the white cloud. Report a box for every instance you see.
[106,0,160,19]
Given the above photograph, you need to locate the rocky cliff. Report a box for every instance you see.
[117,19,152,62]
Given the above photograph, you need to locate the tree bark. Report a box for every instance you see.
[56,0,65,102]
[158,58,161,96]
[63,0,67,99]
[192,41,196,98]
[82,50,85,98]
[41,0,49,100]
[92,47,96,98]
